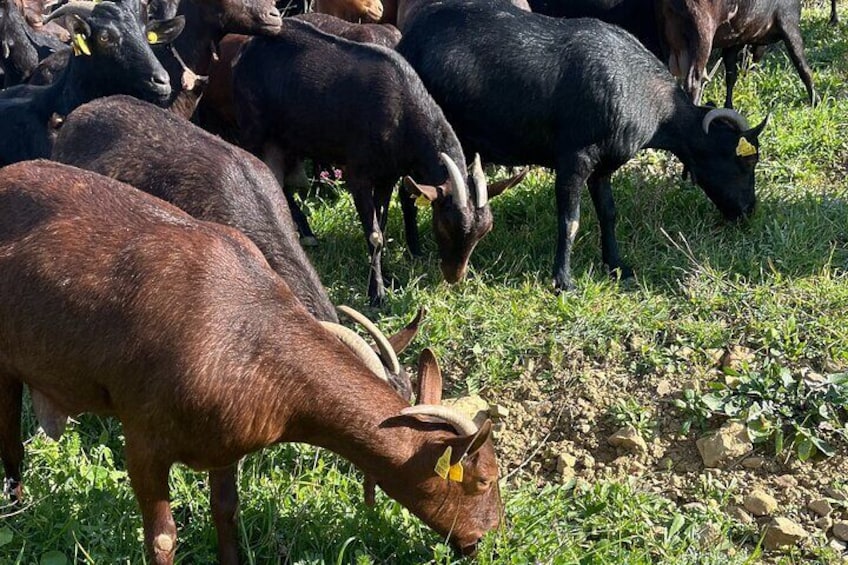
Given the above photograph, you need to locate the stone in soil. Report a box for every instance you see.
[815,516,833,532]
[696,421,752,468]
[727,506,754,525]
[741,456,764,469]
[442,395,489,425]
[774,474,798,489]
[808,498,833,517]
[488,404,509,420]
[833,521,848,542]
[743,489,778,517]
[763,517,808,550]
[608,425,648,453]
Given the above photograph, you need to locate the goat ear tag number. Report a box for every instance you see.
[147,31,159,44]
[435,446,452,479]
[415,194,431,209]
[72,34,91,56]
[736,137,757,157]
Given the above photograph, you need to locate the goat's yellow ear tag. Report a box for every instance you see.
[736,137,757,157]
[435,446,452,479]
[72,34,91,56]
[415,194,431,209]
[448,461,464,482]
[147,31,159,44]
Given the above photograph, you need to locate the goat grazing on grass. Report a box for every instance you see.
[0,160,501,564]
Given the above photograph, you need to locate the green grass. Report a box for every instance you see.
[2,7,848,564]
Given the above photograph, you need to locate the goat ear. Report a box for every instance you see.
[403,176,439,203]
[388,308,424,355]
[447,419,493,464]
[488,168,529,199]
[415,348,442,405]
[744,114,769,139]
[145,15,185,44]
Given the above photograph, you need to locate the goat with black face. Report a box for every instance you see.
[0,0,183,165]
[397,0,767,291]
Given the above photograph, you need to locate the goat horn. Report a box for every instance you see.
[320,321,387,383]
[44,0,98,22]
[401,405,478,436]
[337,305,400,376]
[702,108,750,134]
[439,152,468,209]
[471,153,488,209]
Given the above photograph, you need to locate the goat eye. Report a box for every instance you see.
[477,478,491,489]
[98,30,111,45]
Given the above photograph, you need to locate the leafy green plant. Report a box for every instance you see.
[675,362,848,460]
[609,397,655,437]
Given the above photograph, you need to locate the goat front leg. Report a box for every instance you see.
[0,374,24,503]
[553,157,591,292]
[722,46,742,109]
[350,180,386,305]
[587,171,632,281]
[210,465,240,565]
[126,446,177,565]
[399,188,422,257]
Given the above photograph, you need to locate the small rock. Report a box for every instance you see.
[696,421,752,468]
[763,517,808,550]
[741,456,764,469]
[656,380,673,396]
[814,516,832,532]
[521,400,539,414]
[488,404,510,420]
[727,506,754,525]
[744,489,778,516]
[824,487,847,502]
[556,453,577,472]
[808,499,833,517]
[833,521,848,542]
[558,466,575,483]
[683,502,708,512]
[576,422,591,434]
[705,348,724,365]
[442,395,489,426]
[828,538,846,553]
[774,474,798,490]
[608,425,648,453]
[720,346,755,370]
[698,522,721,545]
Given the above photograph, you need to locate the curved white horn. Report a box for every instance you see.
[320,321,387,382]
[44,0,98,22]
[401,405,479,436]
[702,108,750,134]
[439,152,468,209]
[471,153,488,209]
[337,305,400,376]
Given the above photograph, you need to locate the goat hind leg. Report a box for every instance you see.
[350,180,386,305]
[780,24,817,105]
[722,46,742,109]
[0,374,24,503]
[587,171,632,281]
[552,156,593,292]
[210,465,240,565]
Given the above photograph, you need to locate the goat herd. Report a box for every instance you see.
[0,0,841,560]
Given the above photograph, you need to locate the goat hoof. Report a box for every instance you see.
[4,478,22,504]
[608,264,634,281]
[300,235,319,247]
[552,277,575,294]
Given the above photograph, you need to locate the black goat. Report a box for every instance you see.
[398,0,767,291]
[0,0,183,166]
[0,0,64,87]
[233,18,524,304]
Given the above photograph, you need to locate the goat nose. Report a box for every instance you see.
[268,7,281,18]
[152,71,169,87]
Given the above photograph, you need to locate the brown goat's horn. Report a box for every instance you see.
[320,321,387,382]
[44,0,97,22]
[702,108,750,134]
[401,405,478,436]
[470,153,488,209]
[337,305,400,376]
[439,152,468,209]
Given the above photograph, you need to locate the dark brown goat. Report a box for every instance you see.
[233,19,524,304]
[657,0,816,107]
[0,160,501,564]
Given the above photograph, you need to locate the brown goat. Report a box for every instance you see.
[656,0,816,107]
[315,0,384,22]
[0,160,501,563]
